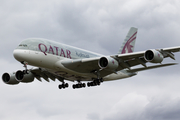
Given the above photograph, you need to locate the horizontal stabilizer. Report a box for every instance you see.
[127,63,178,72]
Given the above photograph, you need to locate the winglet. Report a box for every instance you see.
[118,27,138,54]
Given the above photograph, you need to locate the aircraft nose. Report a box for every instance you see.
[13,49,24,62]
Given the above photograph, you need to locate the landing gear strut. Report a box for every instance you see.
[21,61,29,74]
[58,83,69,89]
[87,70,103,87]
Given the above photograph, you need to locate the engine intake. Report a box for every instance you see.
[99,57,119,70]
[2,72,19,85]
[144,49,164,63]
[15,70,34,83]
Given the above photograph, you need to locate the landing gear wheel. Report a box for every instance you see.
[58,83,69,89]
[65,83,69,87]
[62,84,65,89]
[82,83,86,87]
[73,84,76,89]
[87,82,91,87]
[58,84,62,89]
[72,82,86,89]
[87,78,103,87]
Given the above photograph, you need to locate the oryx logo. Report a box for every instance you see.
[121,32,137,54]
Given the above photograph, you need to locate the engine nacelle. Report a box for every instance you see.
[15,70,34,83]
[98,57,119,70]
[144,49,164,63]
[2,72,19,85]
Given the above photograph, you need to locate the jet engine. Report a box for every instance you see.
[2,72,19,85]
[144,49,164,63]
[2,70,35,85]
[15,70,34,83]
[98,57,119,70]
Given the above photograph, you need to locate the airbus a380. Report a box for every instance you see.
[2,27,180,89]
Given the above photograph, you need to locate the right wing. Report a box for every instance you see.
[112,46,180,70]
[55,46,180,79]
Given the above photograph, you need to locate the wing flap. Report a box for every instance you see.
[159,46,180,60]
[163,46,180,52]
[127,63,178,72]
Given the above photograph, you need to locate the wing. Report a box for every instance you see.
[59,46,180,78]
[112,46,180,71]
[60,57,114,78]
[60,57,101,73]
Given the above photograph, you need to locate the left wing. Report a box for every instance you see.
[60,57,101,73]
[31,68,64,82]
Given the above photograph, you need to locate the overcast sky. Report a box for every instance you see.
[1,0,180,120]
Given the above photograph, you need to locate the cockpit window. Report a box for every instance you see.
[19,44,28,47]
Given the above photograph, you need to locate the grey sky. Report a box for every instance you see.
[0,0,180,120]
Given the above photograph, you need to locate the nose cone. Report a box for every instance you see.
[13,49,24,62]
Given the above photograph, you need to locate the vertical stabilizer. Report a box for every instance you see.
[118,27,138,54]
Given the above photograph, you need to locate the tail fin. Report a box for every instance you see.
[118,27,138,54]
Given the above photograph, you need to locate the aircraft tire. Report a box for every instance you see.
[58,84,62,89]
[72,84,76,89]
[82,83,86,87]
[65,83,69,88]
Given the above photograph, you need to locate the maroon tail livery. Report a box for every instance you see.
[118,27,138,54]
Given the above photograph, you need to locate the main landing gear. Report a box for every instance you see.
[58,78,103,90]
[72,78,103,89]
[58,69,103,90]
[87,70,103,87]
[87,78,103,87]
[58,83,69,89]
[72,82,86,89]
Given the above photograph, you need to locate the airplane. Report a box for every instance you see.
[2,27,180,89]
